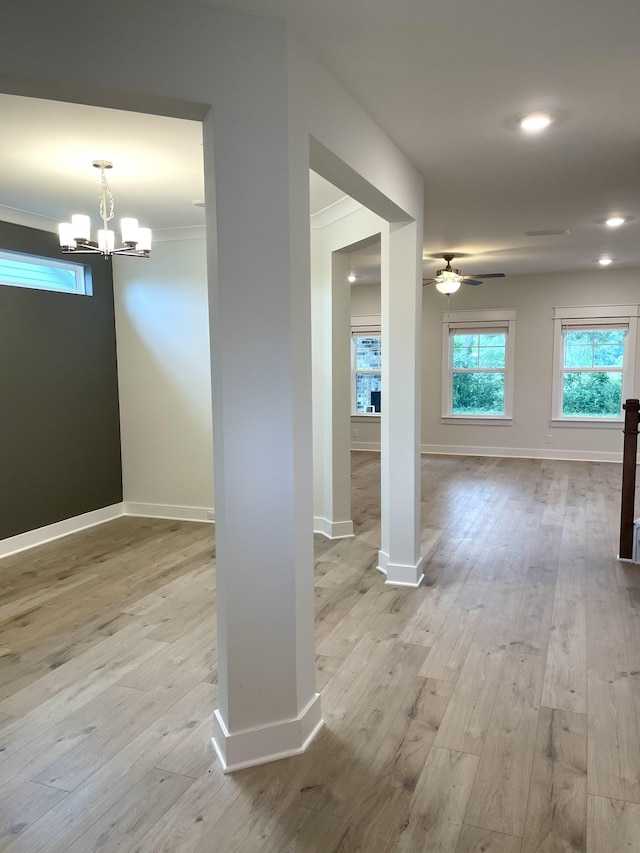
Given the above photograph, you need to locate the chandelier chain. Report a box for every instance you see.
[99,167,115,225]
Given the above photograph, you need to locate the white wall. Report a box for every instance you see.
[113,236,214,517]
[352,267,640,460]
[423,267,640,460]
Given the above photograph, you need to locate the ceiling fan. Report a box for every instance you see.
[423,253,505,294]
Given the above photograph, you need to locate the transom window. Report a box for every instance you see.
[442,310,516,420]
[0,248,91,296]
[552,306,638,422]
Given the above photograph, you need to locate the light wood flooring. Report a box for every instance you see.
[1,453,640,851]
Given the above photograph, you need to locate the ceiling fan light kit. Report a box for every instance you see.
[425,253,505,295]
[435,268,462,294]
[58,160,152,259]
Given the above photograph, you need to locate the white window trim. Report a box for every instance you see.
[551,304,639,425]
[442,309,516,421]
[351,315,381,416]
[0,248,91,296]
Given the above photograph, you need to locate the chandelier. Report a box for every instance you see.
[58,160,151,258]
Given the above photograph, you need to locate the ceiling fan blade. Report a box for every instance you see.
[462,278,483,286]
[466,272,506,279]
[422,278,435,285]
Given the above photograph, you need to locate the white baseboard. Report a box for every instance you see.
[0,502,216,559]
[0,504,124,559]
[351,441,381,452]
[421,443,626,463]
[313,516,354,539]
[353,441,630,463]
[211,692,323,773]
[122,502,215,523]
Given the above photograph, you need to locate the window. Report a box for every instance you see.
[442,309,516,420]
[0,248,91,296]
[552,305,638,423]
[351,317,381,414]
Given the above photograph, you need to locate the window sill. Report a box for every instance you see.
[441,416,513,426]
[352,413,381,420]
[550,418,623,429]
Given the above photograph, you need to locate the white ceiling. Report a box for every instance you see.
[2,0,640,279]
[0,96,206,234]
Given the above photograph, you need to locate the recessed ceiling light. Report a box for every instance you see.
[598,257,613,266]
[348,273,357,283]
[605,216,625,228]
[520,113,553,132]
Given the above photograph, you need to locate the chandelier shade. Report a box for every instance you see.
[58,160,151,259]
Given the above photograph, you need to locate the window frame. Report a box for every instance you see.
[351,315,382,417]
[551,304,638,425]
[0,248,91,296]
[442,309,516,422]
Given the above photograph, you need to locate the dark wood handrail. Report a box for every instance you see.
[619,398,640,560]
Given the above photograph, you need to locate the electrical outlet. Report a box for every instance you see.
[352,428,358,438]
[546,434,552,444]
[206,510,215,521]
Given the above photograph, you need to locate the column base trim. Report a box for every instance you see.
[212,692,323,773]
[313,516,354,539]
[377,549,425,587]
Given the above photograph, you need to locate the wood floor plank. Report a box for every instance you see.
[2,682,215,853]
[588,794,640,853]
[520,707,587,853]
[64,767,195,853]
[464,651,545,837]
[127,761,235,853]
[256,804,346,853]
[509,560,558,657]
[587,588,640,803]
[541,596,587,714]
[0,782,67,850]
[0,636,167,724]
[434,618,513,755]
[34,673,209,791]
[397,747,479,853]
[154,715,215,780]
[0,574,98,626]
[0,685,146,804]
[418,583,488,682]
[455,825,521,853]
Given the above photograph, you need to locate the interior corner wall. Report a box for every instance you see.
[423,267,640,459]
[0,220,122,539]
[112,236,214,515]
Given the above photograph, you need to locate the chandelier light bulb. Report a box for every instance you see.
[348,273,357,283]
[98,229,115,254]
[605,217,625,228]
[120,218,140,245]
[598,257,613,266]
[137,228,152,252]
[58,222,76,249]
[71,214,91,242]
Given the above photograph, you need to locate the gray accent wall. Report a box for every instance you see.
[0,221,122,539]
